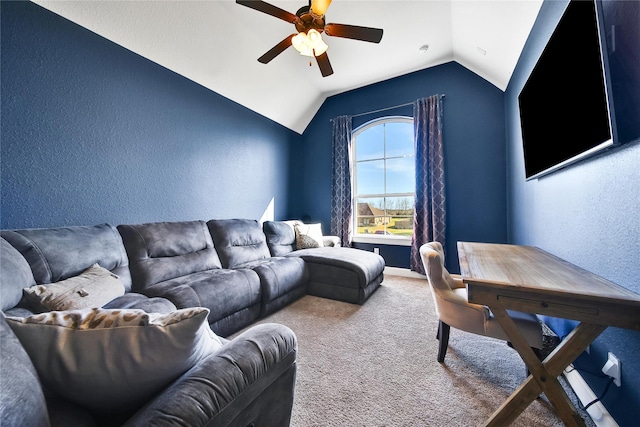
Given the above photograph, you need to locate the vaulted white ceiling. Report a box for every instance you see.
[33,0,543,134]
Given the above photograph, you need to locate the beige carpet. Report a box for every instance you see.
[240,275,595,426]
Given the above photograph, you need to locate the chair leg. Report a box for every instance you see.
[525,347,544,377]
[437,320,450,363]
[509,342,544,377]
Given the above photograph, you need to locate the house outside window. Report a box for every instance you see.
[352,116,414,245]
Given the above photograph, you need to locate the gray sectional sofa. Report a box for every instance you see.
[0,218,385,426]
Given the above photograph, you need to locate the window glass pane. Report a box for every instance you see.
[356,198,384,235]
[385,197,415,236]
[356,160,384,195]
[385,122,414,157]
[355,126,384,161]
[385,157,415,194]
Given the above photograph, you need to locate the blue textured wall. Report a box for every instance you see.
[506,1,640,424]
[300,62,507,270]
[1,1,298,229]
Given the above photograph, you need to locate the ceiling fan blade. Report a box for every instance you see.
[258,34,295,64]
[324,23,383,43]
[315,52,334,77]
[236,0,297,23]
[311,0,332,16]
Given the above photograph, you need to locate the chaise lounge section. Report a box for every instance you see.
[263,220,385,304]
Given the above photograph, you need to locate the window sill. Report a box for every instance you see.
[352,235,412,246]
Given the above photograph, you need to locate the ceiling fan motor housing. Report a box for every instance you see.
[295,6,325,34]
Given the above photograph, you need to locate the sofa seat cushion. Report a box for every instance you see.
[6,307,223,415]
[289,247,384,288]
[2,307,36,318]
[236,257,308,307]
[287,247,385,304]
[142,268,261,328]
[103,292,177,313]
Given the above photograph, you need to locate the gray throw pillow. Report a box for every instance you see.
[23,263,125,312]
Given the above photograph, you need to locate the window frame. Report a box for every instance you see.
[351,116,414,246]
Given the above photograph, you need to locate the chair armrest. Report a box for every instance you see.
[323,235,341,247]
[433,288,492,333]
[123,323,297,427]
[449,274,466,290]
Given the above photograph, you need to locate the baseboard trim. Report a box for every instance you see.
[383,266,425,279]
[563,365,619,427]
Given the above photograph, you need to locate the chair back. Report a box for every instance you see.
[420,242,457,293]
[420,242,490,331]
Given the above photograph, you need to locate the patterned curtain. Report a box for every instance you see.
[330,115,353,247]
[410,95,446,274]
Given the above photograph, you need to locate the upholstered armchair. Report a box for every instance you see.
[420,242,543,363]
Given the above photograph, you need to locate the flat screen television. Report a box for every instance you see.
[518,0,616,180]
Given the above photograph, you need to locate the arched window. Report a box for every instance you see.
[352,116,414,242]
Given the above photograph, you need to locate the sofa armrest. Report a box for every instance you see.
[322,235,341,247]
[123,323,297,427]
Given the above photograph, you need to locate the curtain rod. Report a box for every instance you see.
[350,101,414,118]
[330,95,445,122]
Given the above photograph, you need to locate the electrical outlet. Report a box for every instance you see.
[602,352,621,387]
[373,247,379,255]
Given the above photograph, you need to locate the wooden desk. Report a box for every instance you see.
[457,242,640,427]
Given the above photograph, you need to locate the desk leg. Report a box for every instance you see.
[486,308,606,427]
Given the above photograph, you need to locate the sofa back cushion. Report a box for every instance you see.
[1,224,132,292]
[262,221,297,256]
[207,219,271,268]
[0,238,36,311]
[118,221,222,291]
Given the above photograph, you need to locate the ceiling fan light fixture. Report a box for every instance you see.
[292,29,328,57]
[310,0,332,17]
[235,0,382,77]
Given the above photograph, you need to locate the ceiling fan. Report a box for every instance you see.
[236,0,384,77]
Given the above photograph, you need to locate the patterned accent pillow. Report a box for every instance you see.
[294,223,325,249]
[6,307,223,413]
[23,263,125,312]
